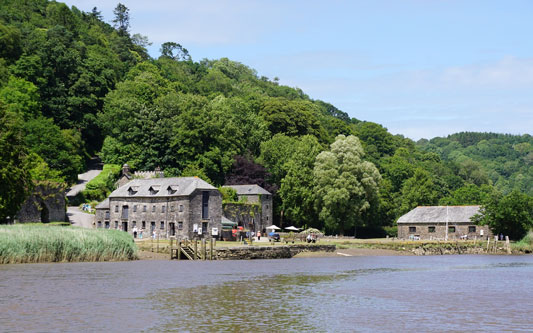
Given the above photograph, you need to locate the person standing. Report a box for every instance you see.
[257,231,261,241]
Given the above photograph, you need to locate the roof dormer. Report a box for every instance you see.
[127,186,139,195]
[149,185,160,195]
[167,185,178,195]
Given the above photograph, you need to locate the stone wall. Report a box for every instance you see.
[398,222,492,240]
[215,244,336,260]
[17,183,66,223]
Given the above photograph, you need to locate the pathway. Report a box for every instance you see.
[67,206,94,228]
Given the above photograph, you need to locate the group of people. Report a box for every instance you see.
[306,233,317,243]
[131,226,154,239]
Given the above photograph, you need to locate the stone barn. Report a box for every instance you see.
[222,184,273,234]
[95,177,222,240]
[397,206,492,240]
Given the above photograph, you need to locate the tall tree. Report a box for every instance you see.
[313,135,381,235]
[0,108,31,222]
[113,3,130,35]
[279,135,322,229]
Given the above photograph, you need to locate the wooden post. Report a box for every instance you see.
[486,237,490,253]
[157,231,160,253]
[194,240,198,260]
[170,236,174,259]
[505,236,511,254]
[178,241,182,260]
[210,238,213,260]
[202,238,206,260]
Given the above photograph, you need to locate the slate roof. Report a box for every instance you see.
[95,197,109,209]
[222,184,271,195]
[397,206,481,224]
[109,177,217,198]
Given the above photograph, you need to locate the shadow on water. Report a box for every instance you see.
[145,268,402,332]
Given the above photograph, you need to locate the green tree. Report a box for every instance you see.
[113,3,130,35]
[160,42,191,61]
[313,135,381,235]
[474,190,533,240]
[399,168,440,215]
[0,108,31,222]
[279,135,322,229]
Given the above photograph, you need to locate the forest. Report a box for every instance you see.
[1,0,532,237]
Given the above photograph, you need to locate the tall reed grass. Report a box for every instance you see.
[0,224,138,264]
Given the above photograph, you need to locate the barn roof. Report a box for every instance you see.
[95,197,109,209]
[222,184,271,195]
[397,206,481,224]
[109,177,216,198]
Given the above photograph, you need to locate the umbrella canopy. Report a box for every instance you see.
[266,225,281,230]
[299,228,324,236]
[285,226,300,231]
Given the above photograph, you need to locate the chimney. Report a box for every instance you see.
[122,163,131,177]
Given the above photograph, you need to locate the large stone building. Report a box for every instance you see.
[222,184,273,234]
[95,177,222,239]
[397,205,492,240]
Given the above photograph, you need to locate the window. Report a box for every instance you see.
[162,206,166,213]
[133,205,137,212]
[97,221,102,228]
[409,226,416,233]
[171,205,175,212]
[105,211,110,219]
[266,216,269,221]
[114,221,118,229]
[133,221,136,227]
[266,205,269,209]
[448,226,456,233]
[143,205,147,212]
[142,221,146,229]
[160,221,165,230]
[202,221,208,234]
[121,205,129,219]
[104,221,110,229]
[178,221,183,230]
[152,205,155,212]
[468,226,476,233]
[202,191,209,219]
[179,205,183,212]
[115,205,119,213]
[428,226,435,233]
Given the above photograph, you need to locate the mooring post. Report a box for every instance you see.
[169,236,173,259]
[194,240,198,260]
[505,236,511,254]
[210,238,214,260]
[202,238,206,260]
[494,236,498,252]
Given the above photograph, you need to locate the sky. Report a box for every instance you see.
[64,0,533,140]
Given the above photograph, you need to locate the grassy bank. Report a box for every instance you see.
[0,224,138,264]
[512,231,533,253]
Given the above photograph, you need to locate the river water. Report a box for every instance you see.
[1,255,532,332]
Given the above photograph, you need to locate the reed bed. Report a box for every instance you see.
[0,224,138,264]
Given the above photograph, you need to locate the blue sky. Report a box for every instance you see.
[65,0,533,140]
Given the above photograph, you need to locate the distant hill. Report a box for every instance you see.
[417,132,533,196]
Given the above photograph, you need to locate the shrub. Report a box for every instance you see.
[82,164,121,202]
